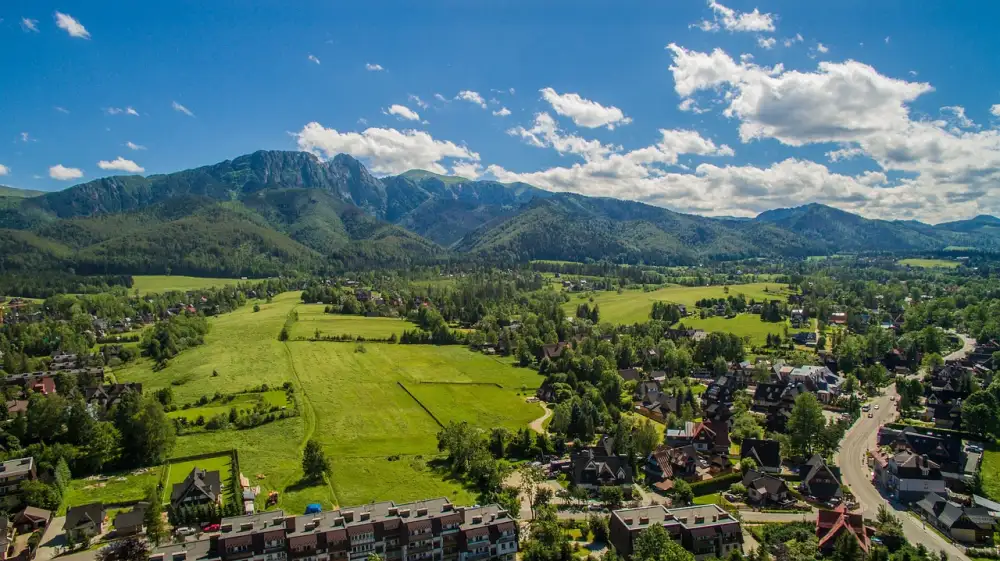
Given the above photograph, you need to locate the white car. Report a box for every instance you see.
[175,527,197,537]
[874,404,880,410]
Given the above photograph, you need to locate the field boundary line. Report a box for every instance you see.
[282,336,340,507]
[396,381,444,428]
[412,381,503,388]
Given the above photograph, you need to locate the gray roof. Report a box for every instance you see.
[171,468,222,504]
[0,457,33,478]
[66,503,104,530]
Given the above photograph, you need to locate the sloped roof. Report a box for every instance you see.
[740,438,780,469]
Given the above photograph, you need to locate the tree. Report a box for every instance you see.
[112,393,176,467]
[787,393,825,458]
[921,353,944,373]
[739,457,758,475]
[600,486,624,510]
[144,485,167,546]
[302,439,331,480]
[19,480,60,510]
[671,480,693,506]
[96,536,149,561]
[518,463,546,519]
[831,531,862,561]
[632,524,694,561]
[634,420,660,459]
[588,514,610,543]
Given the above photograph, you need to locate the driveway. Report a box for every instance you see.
[835,386,970,561]
[945,331,976,362]
[34,516,66,561]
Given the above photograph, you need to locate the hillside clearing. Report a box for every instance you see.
[898,258,960,269]
[676,315,814,346]
[131,275,244,294]
[289,306,413,340]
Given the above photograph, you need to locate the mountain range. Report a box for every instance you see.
[0,150,995,276]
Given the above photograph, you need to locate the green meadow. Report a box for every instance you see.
[898,258,961,269]
[289,305,413,340]
[130,275,243,294]
[677,315,815,346]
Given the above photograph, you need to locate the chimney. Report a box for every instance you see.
[639,517,649,525]
[388,507,398,516]
[443,504,453,512]
[360,512,370,522]
[472,516,483,525]
[417,508,428,517]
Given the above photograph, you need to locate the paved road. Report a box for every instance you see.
[945,331,976,362]
[836,386,970,561]
[529,402,552,434]
[740,511,815,523]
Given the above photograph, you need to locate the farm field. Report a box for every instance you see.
[130,275,243,294]
[163,454,234,504]
[118,292,546,513]
[898,258,960,269]
[676,315,814,346]
[289,306,413,340]
[167,390,289,422]
[561,283,797,325]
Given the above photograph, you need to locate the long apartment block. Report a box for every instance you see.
[609,504,742,561]
[210,498,517,561]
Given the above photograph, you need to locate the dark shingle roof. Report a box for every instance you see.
[740,438,780,469]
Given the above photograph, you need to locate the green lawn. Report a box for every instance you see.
[561,283,797,325]
[167,391,289,422]
[980,447,1000,503]
[692,492,722,505]
[898,258,960,269]
[674,315,813,346]
[289,306,414,340]
[164,454,234,504]
[118,292,547,513]
[62,467,162,514]
[131,275,243,294]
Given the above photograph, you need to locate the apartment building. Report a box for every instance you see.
[210,498,516,561]
[609,504,742,561]
[0,458,35,498]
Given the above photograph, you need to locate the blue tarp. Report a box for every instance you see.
[305,503,322,514]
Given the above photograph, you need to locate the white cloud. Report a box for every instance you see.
[493,107,512,117]
[940,106,977,129]
[826,147,865,162]
[539,87,632,129]
[171,101,195,117]
[757,37,776,49]
[365,63,384,71]
[126,141,146,151]
[409,95,429,109]
[387,104,421,121]
[885,36,891,44]
[509,88,516,95]
[21,18,39,32]
[308,54,321,65]
[695,0,776,33]
[455,90,487,109]
[294,122,480,175]
[433,93,448,103]
[106,106,139,116]
[49,164,83,181]
[909,70,919,77]
[783,33,803,47]
[54,12,89,39]
[98,157,145,173]
[54,106,70,114]
[451,162,482,179]
[509,113,617,161]
[816,43,829,54]
[19,132,30,143]
[0,165,9,176]
[991,104,1000,118]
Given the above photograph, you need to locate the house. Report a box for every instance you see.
[113,504,146,537]
[635,386,681,422]
[742,470,791,506]
[874,451,946,502]
[740,439,781,473]
[84,383,143,411]
[65,503,105,542]
[816,504,870,555]
[618,369,644,384]
[829,312,847,325]
[13,506,51,534]
[541,342,570,360]
[170,467,222,508]
[0,458,35,498]
[29,376,56,396]
[791,332,816,346]
[210,498,517,561]
[5,401,27,418]
[647,445,702,483]
[609,504,742,561]
[878,426,961,471]
[799,455,843,501]
[571,438,633,488]
[703,420,731,456]
[664,422,718,453]
[790,309,805,327]
[915,493,996,544]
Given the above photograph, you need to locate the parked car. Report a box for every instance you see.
[202,523,221,532]
[862,404,871,412]
[874,404,880,410]
[175,527,197,537]
[868,412,874,418]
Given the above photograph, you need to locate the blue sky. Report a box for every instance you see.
[3,0,1000,222]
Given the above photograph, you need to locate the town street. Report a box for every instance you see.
[836,386,970,561]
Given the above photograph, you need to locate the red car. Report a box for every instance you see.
[202,523,221,532]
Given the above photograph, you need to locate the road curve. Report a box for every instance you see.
[836,386,970,561]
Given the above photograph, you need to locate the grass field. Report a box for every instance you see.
[117,292,546,513]
[167,390,289,422]
[980,447,1000,503]
[898,258,961,269]
[163,454,234,504]
[561,283,797,325]
[62,468,162,514]
[131,275,243,294]
[290,306,413,340]
[676,315,814,346]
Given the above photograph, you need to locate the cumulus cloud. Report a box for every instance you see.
[493,107,512,117]
[49,164,83,181]
[992,105,1000,118]
[783,33,804,47]
[308,54,321,65]
[387,104,421,121]
[816,43,829,54]
[21,18,39,32]
[126,141,146,151]
[539,88,632,129]
[455,90,487,108]
[365,63,384,71]
[294,122,480,175]
[694,0,776,33]
[171,101,195,116]
[0,165,9,176]
[664,42,1000,220]
[452,162,483,179]
[54,12,89,39]
[757,37,776,49]
[98,157,145,173]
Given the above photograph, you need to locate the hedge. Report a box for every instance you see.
[689,473,742,495]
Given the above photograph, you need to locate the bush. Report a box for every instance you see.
[688,472,742,495]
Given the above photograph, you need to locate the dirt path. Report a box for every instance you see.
[529,402,552,434]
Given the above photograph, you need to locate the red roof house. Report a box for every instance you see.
[817,504,870,554]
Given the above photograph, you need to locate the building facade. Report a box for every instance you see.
[610,505,742,561]
[209,499,516,561]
